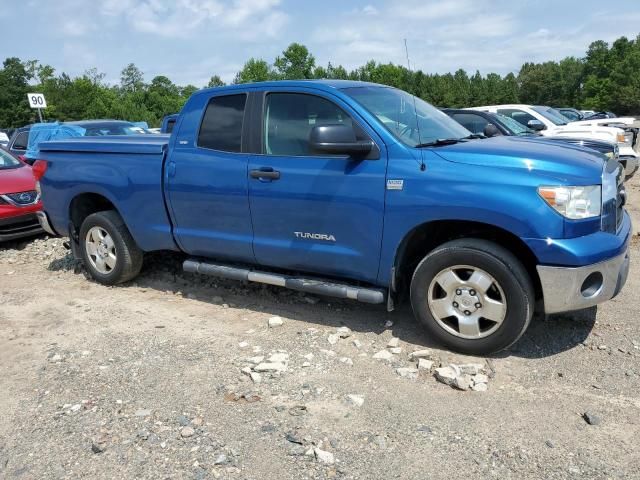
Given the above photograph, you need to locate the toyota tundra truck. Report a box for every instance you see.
[33,80,631,355]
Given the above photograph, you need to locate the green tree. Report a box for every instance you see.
[206,75,225,88]
[234,58,273,84]
[274,43,315,79]
[120,63,144,93]
[0,58,34,126]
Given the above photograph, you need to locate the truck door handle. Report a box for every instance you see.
[250,169,280,180]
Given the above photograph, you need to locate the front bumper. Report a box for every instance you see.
[619,154,639,179]
[0,213,43,242]
[537,247,630,314]
[36,211,58,236]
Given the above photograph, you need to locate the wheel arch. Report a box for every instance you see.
[391,219,542,303]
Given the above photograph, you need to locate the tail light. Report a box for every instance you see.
[32,160,48,181]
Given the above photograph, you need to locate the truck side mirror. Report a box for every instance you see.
[309,125,373,157]
[483,123,500,137]
[527,119,546,131]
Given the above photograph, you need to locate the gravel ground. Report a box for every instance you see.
[1,175,639,480]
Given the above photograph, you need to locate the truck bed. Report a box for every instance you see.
[38,135,177,252]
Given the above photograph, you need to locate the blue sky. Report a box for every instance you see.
[1,0,639,86]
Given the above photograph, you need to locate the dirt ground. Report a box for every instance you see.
[1,175,639,480]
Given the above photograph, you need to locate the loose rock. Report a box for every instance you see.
[180,426,195,438]
[408,349,433,360]
[396,367,419,379]
[268,316,284,328]
[373,349,394,361]
[583,412,601,425]
[314,447,335,464]
[346,394,365,407]
[417,359,434,371]
[336,326,352,338]
[434,366,457,386]
[387,337,400,348]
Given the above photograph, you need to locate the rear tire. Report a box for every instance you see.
[410,238,534,355]
[79,210,143,285]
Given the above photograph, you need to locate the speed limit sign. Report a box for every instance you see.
[27,93,47,109]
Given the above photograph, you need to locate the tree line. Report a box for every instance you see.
[1,34,639,128]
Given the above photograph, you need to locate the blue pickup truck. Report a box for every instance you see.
[34,80,631,355]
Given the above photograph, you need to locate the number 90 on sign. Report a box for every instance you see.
[27,93,47,109]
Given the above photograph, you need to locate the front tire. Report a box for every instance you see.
[410,239,534,355]
[79,210,143,285]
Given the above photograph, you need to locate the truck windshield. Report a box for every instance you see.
[494,113,537,136]
[0,148,22,169]
[344,86,470,147]
[531,106,570,126]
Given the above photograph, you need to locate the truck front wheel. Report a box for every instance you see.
[79,210,143,285]
[410,239,534,355]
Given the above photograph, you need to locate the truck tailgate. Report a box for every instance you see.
[38,135,177,252]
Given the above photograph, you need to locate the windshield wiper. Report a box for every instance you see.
[463,134,486,139]
[415,138,465,148]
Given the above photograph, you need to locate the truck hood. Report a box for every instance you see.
[433,136,604,183]
[0,164,36,194]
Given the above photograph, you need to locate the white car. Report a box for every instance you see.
[0,132,8,147]
[470,104,638,179]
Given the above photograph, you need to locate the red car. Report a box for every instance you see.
[0,147,42,242]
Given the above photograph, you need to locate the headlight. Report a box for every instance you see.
[616,133,626,143]
[538,185,601,219]
[623,131,634,144]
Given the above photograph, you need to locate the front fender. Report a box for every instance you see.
[377,152,565,285]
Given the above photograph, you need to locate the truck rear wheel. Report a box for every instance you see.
[79,210,143,285]
[410,239,534,355]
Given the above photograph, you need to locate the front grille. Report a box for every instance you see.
[617,180,625,231]
[0,190,39,206]
[601,158,624,234]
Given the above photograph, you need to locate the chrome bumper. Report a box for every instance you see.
[537,249,630,314]
[619,155,638,179]
[36,211,58,236]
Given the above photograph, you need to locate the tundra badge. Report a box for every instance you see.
[294,232,336,242]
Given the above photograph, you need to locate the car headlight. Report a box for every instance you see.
[538,185,601,219]
[623,131,634,144]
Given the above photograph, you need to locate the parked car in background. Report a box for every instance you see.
[471,104,639,173]
[36,80,631,355]
[444,109,633,178]
[0,146,42,242]
[0,132,9,147]
[8,120,150,163]
[585,111,617,120]
[554,108,584,122]
[161,114,179,134]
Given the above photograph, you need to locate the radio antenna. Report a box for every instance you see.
[404,39,426,171]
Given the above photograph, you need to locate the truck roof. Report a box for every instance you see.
[195,79,385,97]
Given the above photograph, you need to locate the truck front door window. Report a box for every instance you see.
[497,109,536,128]
[264,93,353,156]
[451,113,490,135]
[198,94,246,152]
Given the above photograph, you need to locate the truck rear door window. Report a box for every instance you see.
[12,131,28,151]
[198,94,246,153]
[264,93,353,156]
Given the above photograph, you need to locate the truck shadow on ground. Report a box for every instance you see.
[48,250,597,361]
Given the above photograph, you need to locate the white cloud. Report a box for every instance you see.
[95,0,287,38]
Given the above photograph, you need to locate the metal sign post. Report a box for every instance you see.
[27,93,47,122]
